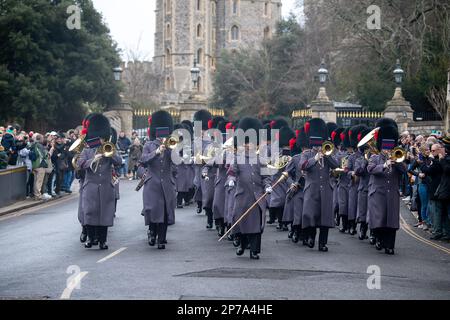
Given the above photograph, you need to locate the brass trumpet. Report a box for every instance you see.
[321,141,334,156]
[98,142,116,157]
[390,147,406,163]
[162,136,179,150]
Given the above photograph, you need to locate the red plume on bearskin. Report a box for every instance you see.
[374,128,379,142]
[358,132,362,141]
[289,137,296,150]
[340,132,345,142]
[208,119,214,129]
[331,130,337,141]
[304,122,310,134]
[349,130,352,139]
[270,120,276,128]
[85,120,90,128]
[147,127,150,137]
[148,116,152,126]
[226,122,233,130]
[296,129,301,137]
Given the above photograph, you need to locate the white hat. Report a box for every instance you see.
[50,131,58,136]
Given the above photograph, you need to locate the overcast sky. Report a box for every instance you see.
[92,0,301,61]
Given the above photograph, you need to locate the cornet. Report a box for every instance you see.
[390,147,406,163]
[90,142,116,172]
[318,141,334,167]
[162,136,179,150]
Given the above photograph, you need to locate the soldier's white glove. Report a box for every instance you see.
[202,172,209,181]
[228,180,235,188]
[265,186,273,194]
[156,144,166,154]
[314,152,322,162]
[94,154,103,161]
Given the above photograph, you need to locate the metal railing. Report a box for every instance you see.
[413,112,442,121]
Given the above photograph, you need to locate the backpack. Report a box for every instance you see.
[29,148,37,162]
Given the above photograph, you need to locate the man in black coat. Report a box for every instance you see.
[438,140,450,227]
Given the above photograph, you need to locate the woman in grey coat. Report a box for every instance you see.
[367,124,406,255]
[140,111,176,250]
[300,118,339,252]
[77,113,122,250]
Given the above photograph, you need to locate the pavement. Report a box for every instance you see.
[0,180,449,300]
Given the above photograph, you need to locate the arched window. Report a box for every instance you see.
[166,24,171,38]
[197,48,203,65]
[264,2,269,16]
[264,26,270,39]
[197,24,202,38]
[197,0,202,11]
[165,48,171,66]
[232,0,238,15]
[231,25,239,41]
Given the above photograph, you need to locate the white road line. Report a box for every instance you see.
[97,247,127,263]
[60,271,88,300]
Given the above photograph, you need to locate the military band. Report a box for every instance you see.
[74,110,409,257]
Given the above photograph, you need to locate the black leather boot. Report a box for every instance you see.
[158,244,166,250]
[250,252,260,260]
[148,230,156,246]
[99,242,108,250]
[236,247,245,256]
[307,237,315,248]
[385,248,394,255]
[80,227,87,243]
[318,244,328,252]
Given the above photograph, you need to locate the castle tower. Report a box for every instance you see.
[154,0,282,120]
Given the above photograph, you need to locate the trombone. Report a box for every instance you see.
[90,141,116,172]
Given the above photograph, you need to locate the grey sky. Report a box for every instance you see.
[92,0,301,61]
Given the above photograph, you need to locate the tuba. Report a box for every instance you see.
[357,127,380,156]
[69,135,86,171]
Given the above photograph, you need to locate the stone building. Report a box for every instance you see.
[153,0,282,120]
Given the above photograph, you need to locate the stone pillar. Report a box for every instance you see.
[383,87,414,132]
[104,99,133,137]
[178,93,208,122]
[309,87,336,123]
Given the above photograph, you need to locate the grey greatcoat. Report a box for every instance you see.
[347,152,361,221]
[228,155,271,234]
[268,168,290,208]
[224,169,236,226]
[77,175,85,226]
[140,140,177,226]
[282,154,302,224]
[337,151,352,217]
[331,150,345,213]
[300,149,339,228]
[354,156,370,223]
[201,141,217,209]
[212,163,227,220]
[367,154,406,229]
[77,148,122,227]
[176,159,192,193]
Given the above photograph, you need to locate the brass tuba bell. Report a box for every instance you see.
[357,127,380,155]
[69,135,86,171]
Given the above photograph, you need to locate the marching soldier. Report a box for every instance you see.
[140,110,177,250]
[337,128,353,233]
[354,127,372,240]
[181,120,195,205]
[300,118,339,251]
[77,113,122,250]
[367,122,406,255]
[346,125,368,235]
[174,123,192,209]
[330,127,345,227]
[228,117,271,259]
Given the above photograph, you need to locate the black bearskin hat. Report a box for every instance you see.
[331,127,345,147]
[341,127,351,149]
[308,118,327,147]
[376,125,399,151]
[208,116,226,130]
[110,128,118,145]
[217,120,229,134]
[327,122,338,140]
[193,110,212,131]
[85,113,111,141]
[349,125,368,148]
[149,110,173,140]
[376,118,398,129]
[270,117,290,130]
[238,117,263,145]
[357,126,372,151]
[278,126,295,148]
[263,123,272,142]
[296,126,309,150]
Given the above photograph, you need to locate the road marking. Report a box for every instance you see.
[60,271,88,300]
[400,215,450,255]
[97,247,127,263]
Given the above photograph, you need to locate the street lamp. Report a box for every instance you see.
[190,59,200,91]
[113,66,123,81]
[318,59,328,85]
[393,59,404,87]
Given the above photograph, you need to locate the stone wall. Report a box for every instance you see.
[406,121,445,136]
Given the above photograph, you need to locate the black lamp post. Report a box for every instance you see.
[190,59,200,91]
[393,59,404,87]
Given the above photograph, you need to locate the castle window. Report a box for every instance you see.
[197,24,202,38]
[197,0,202,11]
[197,48,203,65]
[165,48,171,66]
[264,2,269,16]
[166,23,171,39]
[165,0,171,14]
[231,25,239,41]
[166,77,172,90]
[232,0,238,15]
[264,26,270,39]
[212,2,216,15]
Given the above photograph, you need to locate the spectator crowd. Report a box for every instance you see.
[0,124,144,202]
[398,131,450,242]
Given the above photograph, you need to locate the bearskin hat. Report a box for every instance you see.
[85,113,111,141]
[376,125,399,151]
[331,127,345,147]
[326,122,338,140]
[307,118,327,147]
[149,110,173,140]
[278,126,295,148]
[341,127,351,149]
[269,117,290,130]
[193,109,212,131]
[263,123,272,142]
[208,116,226,130]
[357,126,373,151]
[376,118,398,129]
[110,128,118,145]
[349,125,368,148]
[296,126,309,150]
[238,117,263,145]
